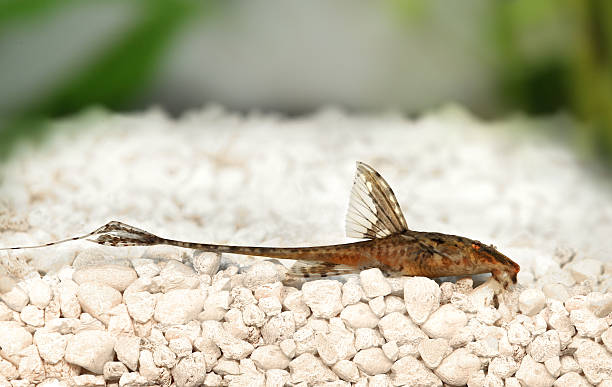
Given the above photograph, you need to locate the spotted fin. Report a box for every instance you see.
[287,261,361,278]
[345,161,409,239]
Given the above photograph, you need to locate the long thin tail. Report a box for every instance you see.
[0,221,352,263]
[0,221,161,251]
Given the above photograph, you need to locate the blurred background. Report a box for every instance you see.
[0,0,611,165]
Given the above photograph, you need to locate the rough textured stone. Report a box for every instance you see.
[515,354,555,387]
[340,302,379,329]
[434,348,480,386]
[154,289,205,325]
[353,347,393,375]
[378,312,427,346]
[33,330,67,364]
[331,360,359,383]
[124,291,156,323]
[391,355,442,387]
[404,277,441,325]
[289,353,337,384]
[250,345,290,370]
[418,338,451,369]
[114,334,141,371]
[73,264,137,292]
[421,304,467,339]
[302,280,343,319]
[77,282,122,324]
[27,278,52,309]
[172,352,207,387]
[0,321,32,357]
[518,288,546,316]
[65,330,116,374]
[573,339,612,385]
[359,268,391,298]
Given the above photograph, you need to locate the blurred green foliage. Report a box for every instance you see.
[494,0,612,164]
[1,0,612,167]
[0,0,209,160]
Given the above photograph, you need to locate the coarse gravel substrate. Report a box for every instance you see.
[0,106,611,386]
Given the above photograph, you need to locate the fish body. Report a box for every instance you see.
[1,162,520,288]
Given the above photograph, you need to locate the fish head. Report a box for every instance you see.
[470,241,520,288]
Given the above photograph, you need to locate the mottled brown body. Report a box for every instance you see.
[163,229,519,287]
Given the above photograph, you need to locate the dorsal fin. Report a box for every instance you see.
[345,161,409,239]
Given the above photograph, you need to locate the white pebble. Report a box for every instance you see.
[242,303,266,327]
[527,330,560,362]
[391,355,441,387]
[262,311,296,344]
[368,296,386,317]
[20,305,44,327]
[213,328,255,360]
[566,259,602,282]
[124,291,156,323]
[518,288,546,316]
[331,359,359,382]
[114,334,141,371]
[169,337,193,357]
[27,278,52,308]
[434,347,480,386]
[570,309,608,338]
[192,251,221,276]
[544,356,561,378]
[359,268,391,298]
[153,344,177,368]
[0,285,29,312]
[404,277,441,324]
[354,328,385,350]
[259,296,282,316]
[382,340,399,362]
[554,371,591,387]
[72,374,105,387]
[65,330,116,374]
[213,358,240,375]
[542,283,570,302]
[573,338,612,385]
[251,345,290,370]
[33,330,67,364]
[73,264,137,292]
[289,353,338,384]
[118,372,149,387]
[172,352,207,387]
[243,262,284,290]
[130,258,161,278]
[515,354,555,387]
[103,361,128,382]
[421,304,467,339]
[154,289,205,325]
[340,302,380,329]
[0,321,32,357]
[353,347,393,375]
[341,279,363,306]
[58,280,81,318]
[488,356,519,379]
[379,312,427,345]
[302,280,343,319]
[418,338,451,369]
[77,282,122,324]
[265,369,290,387]
[315,329,356,366]
[280,338,297,359]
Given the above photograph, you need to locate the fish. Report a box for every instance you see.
[0,161,520,288]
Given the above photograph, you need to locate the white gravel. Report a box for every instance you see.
[0,106,611,385]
